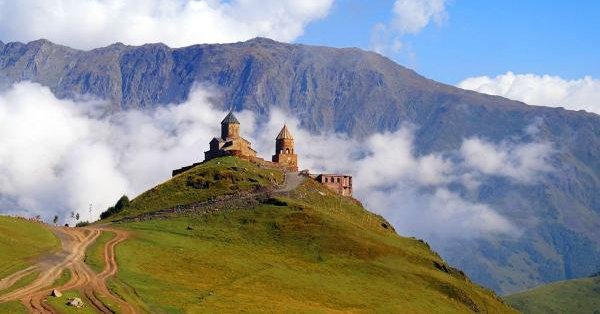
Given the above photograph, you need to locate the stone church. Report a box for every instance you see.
[204,112,258,160]
[172,112,352,196]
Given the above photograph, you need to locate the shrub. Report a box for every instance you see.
[100,195,130,220]
[76,221,90,227]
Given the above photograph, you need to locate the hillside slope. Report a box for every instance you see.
[1,38,599,294]
[506,274,600,313]
[104,157,515,312]
[0,216,59,313]
[0,217,58,278]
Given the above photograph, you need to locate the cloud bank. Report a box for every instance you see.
[371,0,448,56]
[458,72,600,115]
[0,82,221,221]
[0,81,554,245]
[0,0,334,49]
[391,0,448,34]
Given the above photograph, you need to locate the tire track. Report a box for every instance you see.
[0,225,137,313]
[0,266,38,291]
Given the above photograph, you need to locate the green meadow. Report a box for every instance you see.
[85,231,116,273]
[106,157,514,313]
[0,216,59,278]
[507,275,600,313]
[46,290,97,314]
[0,301,26,313]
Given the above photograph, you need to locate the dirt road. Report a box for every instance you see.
[0,226,135,313]
[276,172,306,193]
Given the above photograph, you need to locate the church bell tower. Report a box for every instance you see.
[272,125,298,171]
[221,111,240,139]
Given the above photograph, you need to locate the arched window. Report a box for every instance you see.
[286,148,290,154]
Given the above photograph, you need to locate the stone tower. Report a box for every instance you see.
[272,125,298,171]
[221,111,240,139]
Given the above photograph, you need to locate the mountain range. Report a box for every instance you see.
[0,37,598,294]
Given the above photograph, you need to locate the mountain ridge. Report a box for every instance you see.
[0,37,599,294]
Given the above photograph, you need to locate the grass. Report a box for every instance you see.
[0,271,40,296]
[109,157,284,220]
[85,231,116,273]
[52,268,72,287]
[0,301,26,313]
[108,157,514,313]
[506,275,600,313]
[107,278,150,313]
[46,290,96,314]
[0,216,59,278]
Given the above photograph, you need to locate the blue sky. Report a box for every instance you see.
[297,0,600,84]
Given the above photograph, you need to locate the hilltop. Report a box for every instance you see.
[506,273,600,313]
[88,156,513,312]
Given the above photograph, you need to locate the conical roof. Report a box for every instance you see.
[221,111,240,124]
[276,124,294,140]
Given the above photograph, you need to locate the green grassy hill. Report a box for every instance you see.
[105,157,515,313]
[0,216,59,278]
[506,274,600,313]
[0,216,59,313]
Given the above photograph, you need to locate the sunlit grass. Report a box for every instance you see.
[109,157,513,313]
[0,217,59,278]
[85,231,116,273]
[506,275,600,313]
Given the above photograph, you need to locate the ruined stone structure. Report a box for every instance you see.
[204,112,258,160]
[314,174,353,197]
[271,125,298,171]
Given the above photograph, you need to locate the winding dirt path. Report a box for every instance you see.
[0,225,136,313]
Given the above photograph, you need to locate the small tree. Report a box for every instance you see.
[53,215,59,225]
[115,195,130,211]
[75,213,80,221]
[100,195,130,220]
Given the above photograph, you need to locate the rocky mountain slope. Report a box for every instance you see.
[0,37,599,294]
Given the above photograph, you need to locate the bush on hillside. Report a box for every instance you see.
[100,195,130,220]
[76,221,90,227]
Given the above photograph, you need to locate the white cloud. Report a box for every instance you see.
[0,0,334,49]
[458,72,600,114]
[0,81,554,243]
[366,187,519,240]
[370,0,448,56]
[460,137,553,183]
[0,81,224,221]
[391,0,447,34]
